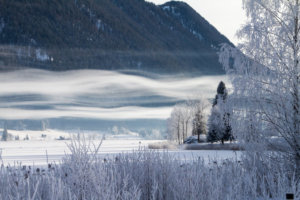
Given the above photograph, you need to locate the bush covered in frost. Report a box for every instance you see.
[0,139,298,200]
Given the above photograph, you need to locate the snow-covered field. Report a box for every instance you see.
[0,139,240,165]
[0,140,294,200]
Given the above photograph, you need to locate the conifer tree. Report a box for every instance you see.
[2,125,8,141]
[208,81,232,143]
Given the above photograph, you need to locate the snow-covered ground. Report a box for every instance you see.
[0,129,72,141]
[0,139,241,166]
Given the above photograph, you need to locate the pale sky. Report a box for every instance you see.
[147,0,247,45]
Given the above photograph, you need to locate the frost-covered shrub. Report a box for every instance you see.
[60,138,141,199]
[0,139,298,199]
[148,141,177,149]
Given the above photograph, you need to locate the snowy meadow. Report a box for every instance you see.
[0,138,240,166]
[0,139,298,200]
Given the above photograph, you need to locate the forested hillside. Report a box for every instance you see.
[0,0,233,74]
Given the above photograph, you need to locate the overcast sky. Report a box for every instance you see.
[147,0,247,45]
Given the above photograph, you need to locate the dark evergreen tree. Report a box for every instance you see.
[2,125,8,141]
[223,113,233,142]
[207,129,217,143]
[212,81,227,107]
[207,106,222,143]
[208,81,233,143]
[192,111,206,142]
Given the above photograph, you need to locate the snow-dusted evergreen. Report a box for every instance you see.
[207,81,232,143]
[1,125,8,141]
[219,0,300,177]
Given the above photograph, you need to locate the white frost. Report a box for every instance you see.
[162,6,170,11]
[96,19,104,31]
[35,49,49,61]
[192,30,203,40]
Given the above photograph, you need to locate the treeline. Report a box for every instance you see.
[167,81,233,144]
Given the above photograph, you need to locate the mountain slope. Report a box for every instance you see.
[0,0,233,75]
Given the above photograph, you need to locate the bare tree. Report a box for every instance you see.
[167,105,183,144]
[179,102,192,141]
[168,98,209,144]
[167,102,194,144]
[191,99,209,142]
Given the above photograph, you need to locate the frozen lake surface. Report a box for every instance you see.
[0,139,241,165]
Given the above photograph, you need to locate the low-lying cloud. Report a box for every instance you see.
[0,69,229,120]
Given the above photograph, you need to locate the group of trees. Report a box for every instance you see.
[167,81,233,144]
[168,0,300,181]
[170,0,300,179]
[167,99,208,144]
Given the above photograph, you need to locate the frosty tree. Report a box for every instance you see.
[168,100,207,144]
[219,0,300,175]
[208,81,232,144]
[212,81,227,107]
[207,106,222,143]
[1,126,8,141]
[192,99,209,142]
[167,104,187,144]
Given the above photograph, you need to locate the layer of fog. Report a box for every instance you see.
[0,69,229,120]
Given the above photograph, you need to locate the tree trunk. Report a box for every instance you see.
[177,126,180,144]
[185,121,189,140]
[182,122,185,144]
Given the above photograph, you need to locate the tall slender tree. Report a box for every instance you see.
[208,81,232,143]
[2,124,8,141]
[212,81,227,107]
[192,99,208,142]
